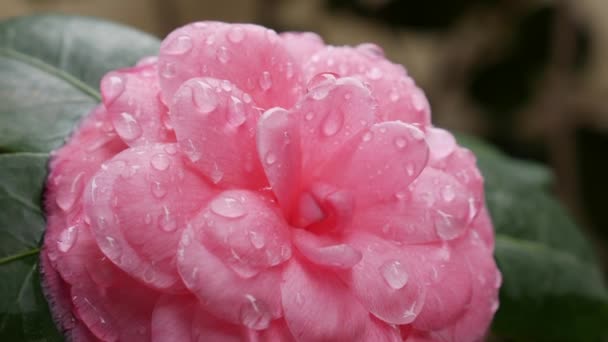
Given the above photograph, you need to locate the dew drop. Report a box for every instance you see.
[150,153,170,171]
[159,206,177,232]
[380,259,409,289]
[239,294,272,330]
[160,61,177,79]
[192,83,218,114]
[210,164,224,184]
[441,185,455,202]
[163,35,193,55]
[210,196,246,219]
[164,145,178,155]
[259,71,273,91]
[362,131,374,142]
[104,75,125,104]
[394,137,407,149]
[242,93,253,104]
[434,210,460,240]
[55,172,84,211]
[221,80,233,92]
[227,96,246,127]
[151,181,167,199]
[286,62,294,79]
[366,67,383,80]
[144,213,152,225]
[114,112,142,141]
[390,90,400,102]
[249,231,266,249]
[265,152,277,165]
[321,110,344,137]
[307,73,337,100]
[304,112,314,121]
[412,90,427,111]
[216,46,230,64]
[182,139,201,162]
[406,163,415,176]
[228,26,245,43]
[143,266,156,283]
[57,225,78,253]
[100,236,122,259]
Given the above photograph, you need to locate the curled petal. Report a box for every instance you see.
[177,223,283,329]
[84,143,215,291]
[292,229,362,269]
[257,107,302,214]
[171,78,266,188]
[158,22,302,109]
[193,190,292,278]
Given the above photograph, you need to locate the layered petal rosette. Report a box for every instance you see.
[42,21,501,342]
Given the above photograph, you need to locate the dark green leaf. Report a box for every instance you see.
[0,14,160,340]
[0,14,160,153]
[458,134,608,341]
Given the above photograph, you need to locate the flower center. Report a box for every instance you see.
[288,184,354,233]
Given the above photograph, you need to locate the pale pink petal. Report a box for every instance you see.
[341,233,427,325]
[425,127,457,164]
[304,45,430,125]
[158,22,302,109]
[281,259,370,341]
[292,228,362,269]
[170,78,266,188]
[101,64,174,146]
[280,32,325,67]
[295,76,376,177]
[192,190,292,278]
[257,107,302,214]
[323,121,429,208]
[84,143,215,291]
[176,223,283,330]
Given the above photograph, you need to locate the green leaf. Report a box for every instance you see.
[0,14,160,340]
[0,14,160,153]
[458,134,608,341]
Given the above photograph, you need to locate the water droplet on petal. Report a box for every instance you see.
[104,75,125,104]
[362,131,374,142]
[228,26,245,43]
[441,185,455,202]
[239,294,272,330]
[159,206,177,232]
[321,110,344,137]
[249,231,265,249]
[366,67,383,80]
[307,72,337,100]
[182,139,201,162]
[164,145,178,155]
[394,137,407,149]
[210,196,246,218]
[55,172,84,211]
[57,225,78,253]
[143,266,156,283]
[100,236,122,259]
[210,164,223,184]
[265,152,277,165]
[192,83,219,114]
[434,210,459,240]
[406,163,415,176]
[242,93,253,104]
[227,96,246,127]
[286,62,294,79]
[160,61,177,79]
[380,259,409,289]
[151,181,167,199]
[259,71,273,91]
[221,80,232,92]
[114,112,142,141]
[163,35,193,55]
[216,45,230,64]
[390,90,400,102]
[150,153,170,171]
[412,90,427,111]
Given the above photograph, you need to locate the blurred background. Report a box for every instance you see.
[1,0,606,263]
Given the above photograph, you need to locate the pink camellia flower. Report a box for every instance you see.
[42,22,501,341]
